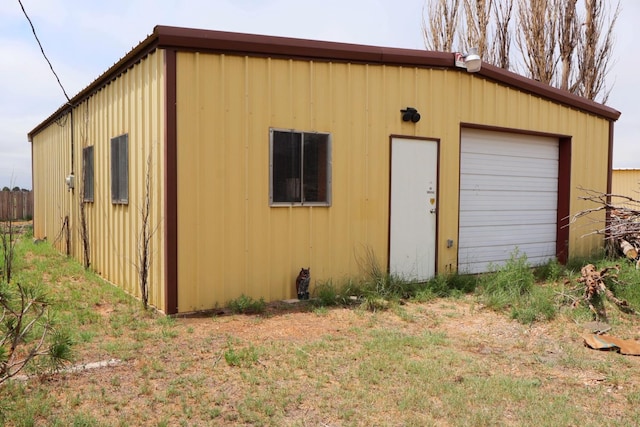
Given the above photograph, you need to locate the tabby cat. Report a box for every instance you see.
[295,267,310,300]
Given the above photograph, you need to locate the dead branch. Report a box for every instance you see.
[135,151,160,309]
[570,187,640,262]
[79,101,91,269]
[574,263,638,320]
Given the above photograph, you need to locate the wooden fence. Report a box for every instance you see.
[0,191,33,221]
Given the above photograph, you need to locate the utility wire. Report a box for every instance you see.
[18,0,71,103]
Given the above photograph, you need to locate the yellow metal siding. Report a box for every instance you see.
[175,52,611,312]
[612,170,640,203]
[31,50,166,311]
[32,121,72,243]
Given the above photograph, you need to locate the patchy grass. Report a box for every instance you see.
[227,294,267,315]
[2,238,640,425]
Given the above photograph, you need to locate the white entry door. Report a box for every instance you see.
[389,138,438,281]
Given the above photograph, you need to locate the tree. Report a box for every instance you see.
[423,0,461,51]
[135,152,159,310]
[574,0,619,103]
[516,0,558,84]
[0,282,72,385]
[423,0,516,69]
[1,179,18,283]
[491,0,515,69]
[460,0,493,62]
[0,218,16,284]
[421,0,619,103]
[79,103,91,269]
[557,0,579,91]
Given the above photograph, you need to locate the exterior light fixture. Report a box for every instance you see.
[401,107,421,123]
[454,47,482,73]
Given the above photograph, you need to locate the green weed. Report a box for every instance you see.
[227,294,266,315]
[510,284,558,323]
[312,278,361,307]
[476,249,560,323]
[420,272,477,299]
[312,280,342,306]
[313,306,329,316]
[224,339,259,367]
[534,258,566,282]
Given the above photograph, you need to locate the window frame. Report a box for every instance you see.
[110,134,129,205]
[269,128,332,207]
[82,145,95,203]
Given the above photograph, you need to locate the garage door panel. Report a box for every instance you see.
[459,242,557,263]
[459,128,558,273]
[459,224,557,246]
[459,210,557,227]
[460,190,558,210]
[462,133,559,159]
[461,174,558,192]
[461,153,559,177]
[460,246,556,274]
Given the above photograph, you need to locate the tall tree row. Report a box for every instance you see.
[422,0,619,104]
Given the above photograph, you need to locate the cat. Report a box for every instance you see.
[295,267,310,300]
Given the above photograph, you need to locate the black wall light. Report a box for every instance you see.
[401,107,421,123]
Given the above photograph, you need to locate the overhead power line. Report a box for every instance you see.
[18,0,71,103]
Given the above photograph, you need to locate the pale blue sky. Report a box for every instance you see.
[1,0,637,190]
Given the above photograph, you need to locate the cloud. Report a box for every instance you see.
[0,115,33,189]
[608,2,640,169]
[1,0,638,190]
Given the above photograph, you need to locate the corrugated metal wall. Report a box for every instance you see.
[31,50,166,311]
[32,119,72,246]
[175,53,611,312]
[612,170,640,204]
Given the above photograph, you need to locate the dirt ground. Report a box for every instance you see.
[6,223,640,424]
[29,296,639,426]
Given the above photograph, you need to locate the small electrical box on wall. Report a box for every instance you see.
[65,174,75,190]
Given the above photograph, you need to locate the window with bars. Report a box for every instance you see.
[82,146,94,202]
[110,134,129,204]
[270,129,331,206]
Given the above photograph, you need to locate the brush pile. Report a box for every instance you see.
[610,209,640,265]
[571,188,640,266]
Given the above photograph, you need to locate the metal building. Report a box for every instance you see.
[28,26,621,314]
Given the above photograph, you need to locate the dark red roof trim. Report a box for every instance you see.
[164,49,178,315]
[29,24,620,139]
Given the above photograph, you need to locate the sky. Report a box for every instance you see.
[0,0,638,190]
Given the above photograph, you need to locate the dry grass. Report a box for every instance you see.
[3,239,640,426]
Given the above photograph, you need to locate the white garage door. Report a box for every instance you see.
[459,128,559,274]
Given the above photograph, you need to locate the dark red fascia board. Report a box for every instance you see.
[478,62,620,121]
[152,25,620,122]
[28,25,620,140]
[153,25,453,67]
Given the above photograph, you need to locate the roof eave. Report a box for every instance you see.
[152,25,620,122]
[28,31,161,142]
[478,62,620,121]
[28,25,621,141]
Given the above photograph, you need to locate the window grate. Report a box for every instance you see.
[270,129,331,206]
